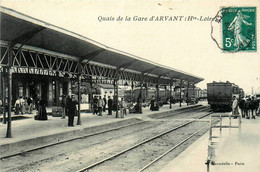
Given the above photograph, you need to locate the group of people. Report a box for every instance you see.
[13,95,48,121]
[92,95,106,116]
[233,96,260,119]
[92,95,127,118]
[14,96,33,115]
[14,93,130,126]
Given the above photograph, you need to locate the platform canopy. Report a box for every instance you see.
[0,6,204,84]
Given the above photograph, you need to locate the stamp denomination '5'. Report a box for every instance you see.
[222,7,256,52]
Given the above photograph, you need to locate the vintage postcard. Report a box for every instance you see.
[0,0,259,172]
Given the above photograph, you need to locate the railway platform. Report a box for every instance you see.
[0,101,207,159]
[160,112,260,172]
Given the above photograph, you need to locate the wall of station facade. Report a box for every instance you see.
[1,73,72,107]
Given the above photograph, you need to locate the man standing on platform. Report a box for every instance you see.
[120,97,127,118]
[93,96,98,115]
[98,96,103,116]
[232,96,239,117]
[107,96,113,115]
[251,96,257,119]
[238,97,245,118]
[14,97,21,115]
[103,95,107,112]
[27,96,33,114]
[67,95,77,127]
[150,96,155,111]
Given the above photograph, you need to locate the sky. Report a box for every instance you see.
[1,0,259,94]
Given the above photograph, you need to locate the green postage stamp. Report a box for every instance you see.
[222,7,256,52]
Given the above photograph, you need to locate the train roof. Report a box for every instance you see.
[207,81,238,86]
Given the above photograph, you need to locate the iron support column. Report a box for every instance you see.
[193,83,195,96]
[89,76,93,111]
[139,80,143,114]
[77,60,82,125]
[179,80,183,107]
[6,46,13,138]
[145,83,148,103]
[114,69,119,118]
[2,67,7,124]
[164,85,167,103]
[131,81,134,103]
[55,71,59,106]
[186,82,190,106]
[0,70,2,104]
[192,83,195,103]
[156,84,159,106]
[170,80,173,109]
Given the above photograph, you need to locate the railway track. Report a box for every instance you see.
[0,105,208,160]
[138,124,209,172]
[76,111,213,172]
[1,105,213,172]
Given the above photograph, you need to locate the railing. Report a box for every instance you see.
[206,113,241,172]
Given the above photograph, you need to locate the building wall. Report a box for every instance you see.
[10,73,72,107]
[48,81,53,106]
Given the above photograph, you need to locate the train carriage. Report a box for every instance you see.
[207,81,240,111]
[124,86,207,106]
[199,89,207,100]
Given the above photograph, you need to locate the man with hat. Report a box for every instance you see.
[67,94,77,127]
[107,96,113,115]
[232,96,239,117]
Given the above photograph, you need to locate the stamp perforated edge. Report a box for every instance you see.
[216,6,259,53]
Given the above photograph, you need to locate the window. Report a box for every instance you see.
[19,87,23,97]
[233,87,239,94]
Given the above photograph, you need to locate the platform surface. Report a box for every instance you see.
[0,102,206,147]
[160,113,260,172]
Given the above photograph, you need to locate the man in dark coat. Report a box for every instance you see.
[251,97,257,119]
[93,96,98,115]
[150,96,155,111]
[238,97,245,118]
[244,98,251,119]
[103,95,107,112]
[27,96,33,114]
[107,96,113,115]
[67,95,77,127]
[35,98,47,120]
[256,99,260,116]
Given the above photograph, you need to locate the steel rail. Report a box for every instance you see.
[76,111,214,172]
[153,105,210,119]
[138,124,210,172]
[0,105,207,160]
[0,120,144,160]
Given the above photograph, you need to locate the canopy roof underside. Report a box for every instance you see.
[0,6,204,83]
